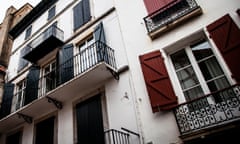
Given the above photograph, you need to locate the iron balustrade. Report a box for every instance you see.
[174,84,240,135]
[28,25,64,49]
[105,129,130,144]
[36,41,116,97]
[143,0,200,33]
[9,41,116,112]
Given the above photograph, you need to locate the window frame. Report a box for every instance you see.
[169,39,232,103]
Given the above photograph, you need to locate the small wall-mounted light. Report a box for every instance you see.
[237,9,240,16]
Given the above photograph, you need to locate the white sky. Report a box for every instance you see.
[0,0,41,22]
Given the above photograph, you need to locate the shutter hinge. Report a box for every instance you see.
[46,96,63,109]
[17,113,32,124]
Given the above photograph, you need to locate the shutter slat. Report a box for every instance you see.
[0,83,14,118]
[139,50,178,112]
[207,14,240,83]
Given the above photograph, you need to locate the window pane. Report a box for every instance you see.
[207,77,230,92]
[183,86,204,101]
[171,50,191,70]
[191,41,213,61]
[176,67,200,89]
[198,57,224,81]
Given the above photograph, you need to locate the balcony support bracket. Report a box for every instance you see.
[17,113,32,124]
[46,96,63,109]
[107,67,119,80]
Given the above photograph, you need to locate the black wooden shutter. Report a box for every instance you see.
[73,0,91,30]
[18,46,30,72]
[24,65,40,105]
[207,14,240,83]
[83,0,91,24]
[139,50,178,112]
[94,22,106,62]
[76,95,104,144]
[25,25,32,40]
[48,6,56,20]
[0,83,14,119]
[57,44,74,85]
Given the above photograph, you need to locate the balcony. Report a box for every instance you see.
[0,41,118,132]
[23,25,64,63]
[105,128,140,144]
[174,84,240,139]
[143,0,202,39]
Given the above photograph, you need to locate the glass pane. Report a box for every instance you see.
[176,67,200,89]
[171,50,191,70]
[207,77,230,92]
[183,86,204,101]
[191,41,213,61]
[198,57,225,81]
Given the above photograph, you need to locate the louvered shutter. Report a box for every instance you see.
[24,65,40,105]
[17,46,30,72]
[73,0,91,30]
[143,0,175,14]
[139,50,178,112]
[83,0,91,24]
[207,14,240,83]
[94,22,106,62]
[57,44,74,85]
[48,6,56,20]
[0,83,14,119]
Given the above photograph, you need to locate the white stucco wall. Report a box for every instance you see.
[4,0,240,144]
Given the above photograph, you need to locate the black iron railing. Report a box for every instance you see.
[174,84,240,135]
[36,41,116,97]
[105,129,130,144]
[143,0,200,33]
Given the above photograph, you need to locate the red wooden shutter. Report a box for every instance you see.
[207,14,240,83]
[143,0,175,14]
[139,50,178,112]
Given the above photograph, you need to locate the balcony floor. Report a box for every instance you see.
[0,62,116,133]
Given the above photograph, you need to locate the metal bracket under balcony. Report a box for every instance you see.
[23,25,64,63]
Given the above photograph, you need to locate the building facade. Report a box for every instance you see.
[0,4,33,107]
[0,0,239,144]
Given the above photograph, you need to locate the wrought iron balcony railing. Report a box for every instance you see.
[37,41,116,97]
[23,25,64,62]
[143,0,201,34]
[105,129,130,144]
[174,84,240,135]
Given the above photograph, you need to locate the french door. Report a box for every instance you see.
[170,40,230,103]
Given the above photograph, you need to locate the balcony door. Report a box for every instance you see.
[78,36,96,73]
[76,95,104,144]
[170,40,230,103]
[41,61,57,95]
[6,131,22,144]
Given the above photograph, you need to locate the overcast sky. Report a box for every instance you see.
[0,0,41,22]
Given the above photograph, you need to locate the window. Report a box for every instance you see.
[48,6,56,20]
[170,40,230,103]
[78,36,95,72]
[73,0,91,30]
[41,61,57,95]
[15,80,26,110]
[25,25,32,40]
